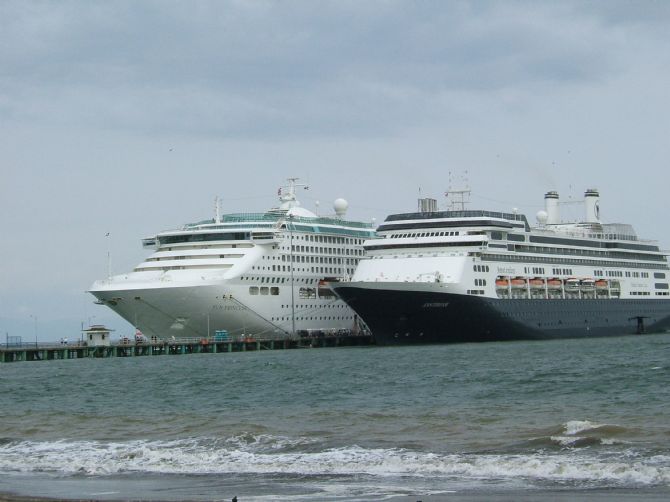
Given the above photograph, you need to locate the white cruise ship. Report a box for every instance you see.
[331,189,670,345]
[89,179,375,339]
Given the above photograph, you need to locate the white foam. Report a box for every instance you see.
[550,435,627,447]
[550,436,584,447]
[223,433,317,452]
[600,438,629,446]
[564,420,603,435]
[1,437,669,486]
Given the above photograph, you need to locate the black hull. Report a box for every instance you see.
[335,286,670,346]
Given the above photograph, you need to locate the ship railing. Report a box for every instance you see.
[179,213,374,229]
[533,228,653,243]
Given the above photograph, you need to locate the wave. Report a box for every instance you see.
[563,420,628,436]
[0,435,669,487]
[518,420,634,452]
[539,420,634,446]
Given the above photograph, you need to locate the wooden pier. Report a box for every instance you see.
[0,334,373,363]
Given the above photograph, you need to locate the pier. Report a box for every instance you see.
[0,333,373,363]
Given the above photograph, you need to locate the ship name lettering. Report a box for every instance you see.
[213,305,245,311]
[422,302,450,308]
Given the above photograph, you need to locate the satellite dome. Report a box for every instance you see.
[536,210,548,225]
[333,198,348,217]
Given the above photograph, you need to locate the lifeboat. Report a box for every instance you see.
[565,278,580,290]
[511,278,527,288]
[529,278,545,288]
[580,278,596,291]
[495,277,509,288]
[547,278,563,289]
[595,279,608,289]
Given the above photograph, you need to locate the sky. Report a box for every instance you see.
[2,0,670,341]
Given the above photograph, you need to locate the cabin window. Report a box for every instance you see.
[249,287,259,295]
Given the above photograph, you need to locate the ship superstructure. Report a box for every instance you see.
[89,179,375,339]
[331,189,670,344]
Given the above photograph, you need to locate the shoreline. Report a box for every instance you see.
[3,489,670,502]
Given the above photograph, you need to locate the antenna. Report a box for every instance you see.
[279,178,310,212]
[445,170,471,211]
[214,196,221,224]
[281,178,309,201]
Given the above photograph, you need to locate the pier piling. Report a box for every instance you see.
[0,333,373,363]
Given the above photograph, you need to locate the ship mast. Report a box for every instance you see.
[279,177,310,210]
[446,171,471,211]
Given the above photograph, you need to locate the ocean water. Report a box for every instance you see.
[1,333,669,501]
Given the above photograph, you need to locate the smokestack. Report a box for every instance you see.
[418,198,437,213]
[544,191,560,224]
[584,189,600,223]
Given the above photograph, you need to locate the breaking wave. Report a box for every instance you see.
[563,420,627,436]
[523,420,635,449]
[0,434,669,487]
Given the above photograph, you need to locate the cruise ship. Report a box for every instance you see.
[89,179,375,339]
[330,189,670,345]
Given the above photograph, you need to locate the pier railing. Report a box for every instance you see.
[0,330,373,363]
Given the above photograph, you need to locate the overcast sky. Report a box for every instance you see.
[2,0,670,340]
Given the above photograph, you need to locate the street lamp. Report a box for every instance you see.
[29,314,37,348]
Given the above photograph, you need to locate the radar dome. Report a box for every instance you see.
[536,210,548,225]
[333,198,348,217]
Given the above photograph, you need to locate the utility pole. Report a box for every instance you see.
[289,214,296,337]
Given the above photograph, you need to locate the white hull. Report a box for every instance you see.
[88,179,374,339]
[90,277,358,339]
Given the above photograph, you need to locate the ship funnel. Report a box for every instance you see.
[418,198,437,213]
[544,191,560,224]
[584,188,600,223]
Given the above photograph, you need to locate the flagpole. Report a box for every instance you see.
[106,232,112,281]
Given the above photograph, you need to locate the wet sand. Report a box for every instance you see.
[3,489,670,502]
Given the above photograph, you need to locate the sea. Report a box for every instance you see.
[1,333,669,501]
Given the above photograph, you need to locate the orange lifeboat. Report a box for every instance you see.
[547,278,562,289]
[529,278,545,288]
[511,277,527,288]
[595,279,608,289]
[495,277,509,288]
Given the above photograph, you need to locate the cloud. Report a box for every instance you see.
[1,0,653,139]
[2,1,670,339]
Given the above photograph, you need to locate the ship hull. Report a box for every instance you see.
[90,281,357,340]
[332,283,670,345]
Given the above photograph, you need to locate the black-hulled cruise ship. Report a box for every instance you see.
[330,189,670,345]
